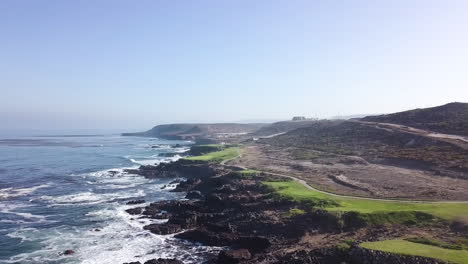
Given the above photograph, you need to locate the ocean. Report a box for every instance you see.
[0,132,219,264]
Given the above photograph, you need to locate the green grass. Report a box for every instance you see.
[283,208,306,218]
[235,169,261,178]
[405,237,467,250]
[263,181,468,221]
[185,147,240,163]
[188,144,226,155]
[361,239,468,264]
[197,144,224,147]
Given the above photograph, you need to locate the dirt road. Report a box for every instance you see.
[357,121,468,150]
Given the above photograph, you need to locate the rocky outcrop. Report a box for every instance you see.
[218,249,251,263]
[125,207,143,215]
[124,160,221,179]
[272,248,348,264]
[185,190,203,199]
[124,259,183,264]
[144,259,183,264]
[143,223,182,235]
[122,159,453,264]
[126,199,145,205]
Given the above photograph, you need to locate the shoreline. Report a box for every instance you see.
[121,158,460,264]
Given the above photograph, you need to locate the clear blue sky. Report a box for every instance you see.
[1,0,467,130]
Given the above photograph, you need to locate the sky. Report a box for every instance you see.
[1,0,467,131]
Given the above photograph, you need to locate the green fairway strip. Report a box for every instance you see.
[361,239,468,264]
[263,181,468,220]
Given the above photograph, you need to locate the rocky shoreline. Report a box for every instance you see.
[121,160,452,264]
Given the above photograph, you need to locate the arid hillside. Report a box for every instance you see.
[361,102,468,136]
[225,120,468,200]
[122,123,266,142]
[262,120,468,173]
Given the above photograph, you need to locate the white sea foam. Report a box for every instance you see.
[0,184,51,200]
[38,189,146,205]
[0,203,48,222]
[6,201,220,264]
[129,158,162,166]
[4,149,215,264]
[173,147,190,153]
[77,204,221,264]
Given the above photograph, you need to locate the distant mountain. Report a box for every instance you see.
[361,102,468,136]
[122,123,266,143]
[330,114,382,120]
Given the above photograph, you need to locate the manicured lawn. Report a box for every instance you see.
[185,147,240,163]
[361,239,468,264]
[236,169,261,177]
[263,181,468,221]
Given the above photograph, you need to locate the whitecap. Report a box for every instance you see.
[0,203,49,222]
[6,203,220,264]
[38,189,146,205]
[0,184,51,200]
[129,158,162,166]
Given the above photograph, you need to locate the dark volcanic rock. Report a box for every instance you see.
[127,199,145,205]
[185,190,203,199]
[168,212,199,229]
[218,249,251,263]
[169,179,182,184]
[175,229,238,246]
[108,170,119,176]
[144,259,183,264]
[125,207,143,215]
[123,260,183,264]
[61,249,75,255]
[171,178,201,192]
[273,248,348,264]
[234,236,271,253]
[143,223,182,235]
[175,228,271,254]
[124,161,221,179]
[205,193,224,207]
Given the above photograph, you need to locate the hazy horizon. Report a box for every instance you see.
[2,1,468,130]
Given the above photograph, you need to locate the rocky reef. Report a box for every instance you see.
[122,160,458,264]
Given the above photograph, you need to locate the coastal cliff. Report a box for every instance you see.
[121,157,467,264]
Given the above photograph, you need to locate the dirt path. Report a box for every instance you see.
[226,153,468,204]
[357,121,468,150]
[261,170,468,204]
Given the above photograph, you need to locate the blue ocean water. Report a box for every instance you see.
[0,133,218,264]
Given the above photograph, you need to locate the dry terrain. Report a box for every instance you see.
[228,144,468,201]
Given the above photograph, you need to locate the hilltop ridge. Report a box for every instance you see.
[122,123,266,143]
[361,102,468,136]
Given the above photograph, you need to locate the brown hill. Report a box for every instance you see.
[122,123,266,142]
[361,102,468,136]
[261,120,468,174]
